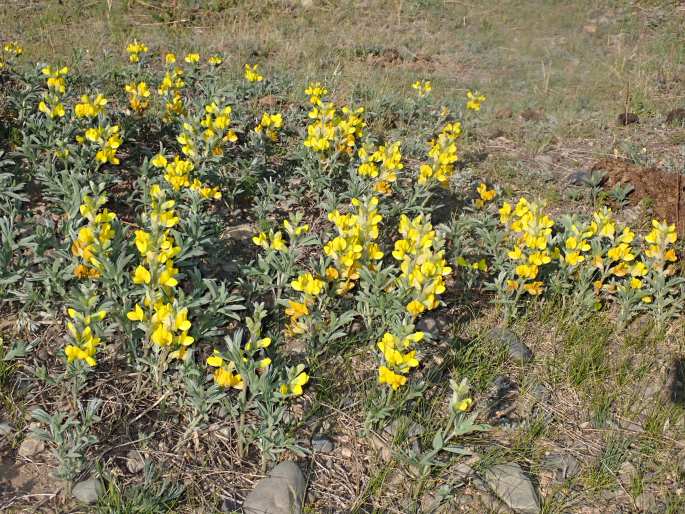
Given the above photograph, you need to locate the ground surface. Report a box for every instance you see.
[1,1,685,513]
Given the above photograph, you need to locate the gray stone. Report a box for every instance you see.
[540,452,580,480]
[452,463,476,481]
[243,461,305,514]
[0,422,13,437]
[416,313,451,335]
[489,328,533,363]
[484,463,541,514]
[310,434,334,453]
[618,461,637,487]
[18,436,45,458]
[72,478,104,504]
[568,170,589,186]
[635,491,657,512]
[126,449,145,474]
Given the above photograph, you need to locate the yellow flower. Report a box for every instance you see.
[291,272,325,296]
[184,53,200,64]
[411,79,432,98]
[466,90,486,111]
[407,299,425,316]
[133,265,151,284]
[270,231,287,252]
[151,154,168,168]
[208,55,223,66]
[454,398,473,412]
[244,63,264,82]
[214,366,244,389]
[127,304,145,321]
[378,366,407,390]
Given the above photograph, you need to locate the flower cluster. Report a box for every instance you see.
[64,304,107,367]
[466,90,486,111]
[393,214,452,316]
[157,55,186,122]
[125,81,151,113]
[252,219,309,254]
[418,122,461,187]
[412,79,432,98]
[285,272,326,336]
[255,112,284,141]
[357,141,404,195]
[499,198,555,297]
[75,124,122,166]
[74,94,107,119]
[177,101,238,159]
[126,39,148,63]
[127,186,193,360]
[38,65,69,119]
[71,194,116,279]
[303,83,365,158]
[376,331,424,390]
[244,63,263,82]
[324,196,383,295]
[474,182,496,209]
[0,41,22,70]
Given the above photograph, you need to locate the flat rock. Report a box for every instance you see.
[568,170,589,186]
[310,434,334,453]
[541,452,580,480]
[488,328,533,363]
[484,463,540,514]
[72,478,104,504]
[617,112,639,125]
[243,461,305,514]
[17,437,45,458]
[126,449,145,474]
[0,422,13,437]
[416,313,451,334]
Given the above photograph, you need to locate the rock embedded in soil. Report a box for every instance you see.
[17,436,45,458]
[310,434,334,453]
[488,328,533,363]
[567,170,589,186]
[125,449,145,474]
[0,422,13,437]
[541,452,580,481]
[617,112,639,125]
[663,357,685,405]
[242,460,305,514]
[72,478,104,504]
[416,312,451,334]
[484,463,541,514]
[665,108,685,125]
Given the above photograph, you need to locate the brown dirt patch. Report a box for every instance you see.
[591,158,684,232]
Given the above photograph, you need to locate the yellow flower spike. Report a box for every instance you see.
[184,53,200,64]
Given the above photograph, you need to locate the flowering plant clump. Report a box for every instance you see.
[303,83,366,161]
[126,185,194,361]
[71,193,116,280]
[376,331,424,390]
[393,214,452,317]
[324,196,384,295]
[418,122,462,187]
